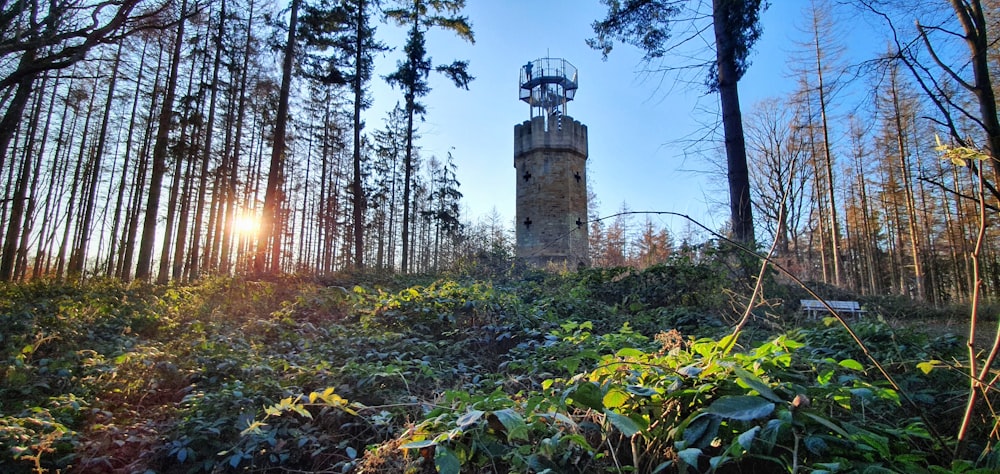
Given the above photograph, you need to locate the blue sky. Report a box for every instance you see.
[365,0,881,237]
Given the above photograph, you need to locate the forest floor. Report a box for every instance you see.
[0,267,995,473]
[900,314,997,354]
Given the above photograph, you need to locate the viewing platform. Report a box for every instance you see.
[519,58,578,114]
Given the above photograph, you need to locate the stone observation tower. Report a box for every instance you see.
[514,58,589,268]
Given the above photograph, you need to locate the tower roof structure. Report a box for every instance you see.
[519,58,578,119]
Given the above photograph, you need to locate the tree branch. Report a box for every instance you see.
[916,21,976,92]
[918,173,1000,212]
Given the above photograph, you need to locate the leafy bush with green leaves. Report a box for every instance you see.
[227,387,363,472]
[359,279,522,332]
[392,325,950,473]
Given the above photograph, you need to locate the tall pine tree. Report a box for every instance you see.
[385,0,473,273]
[589,0,767,244]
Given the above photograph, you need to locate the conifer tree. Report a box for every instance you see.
[0,0,144,281]
[589,0,767,244]
[136,0,189,282]
[256,0,301,274]
[385,0,474,272]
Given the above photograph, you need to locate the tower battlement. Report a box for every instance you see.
[514,115,588,160]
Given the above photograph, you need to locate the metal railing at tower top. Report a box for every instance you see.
[519,58,578,113]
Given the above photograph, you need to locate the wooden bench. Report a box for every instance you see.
[799,299,864,319]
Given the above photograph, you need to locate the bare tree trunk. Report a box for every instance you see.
[245,114,267,271]
[388,139,398,270]
[120,40,166,280]
[317,104,331,273]
[937,159,967,297]
[0,49,37,281]
[813,33,841,286]
[46,74,84,278]
[298,136,313,269]
[949,0,1000,180]
[59,85,98,279]
[256,0,299,274]
[7,79,44,275]
[2,116,34,281]
[157,56,199,284]
[189,0,225,279]
[842,180,861,292]
[915,158,938,301]
[398,11,421,274]
[713,0,755,244]
[106,40,149,276]
[0,48,38,179]
[807,116,829,284]
[173,137,197,281]
[881,154,907,295]
[401,99,415,273]
[889,69,925,300]
[351,0,367,270]
[119,96,156,280]
[218,0,255,274]
[17,74,57,280]
[34,73,71,279]
[71,46,123,277]
[850,119,879,294]
[136,0,188,281]
[954,165,975,296]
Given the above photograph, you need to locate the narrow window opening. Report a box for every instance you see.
[523,171,532,181]
[574,171,581,183]
[576,218,583,228]
[523,217,532,229]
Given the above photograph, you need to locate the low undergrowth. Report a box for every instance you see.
[0,260,994,473]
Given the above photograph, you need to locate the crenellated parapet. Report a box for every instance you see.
[514,115,588,160]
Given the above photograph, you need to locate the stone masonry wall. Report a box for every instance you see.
[514,115,590,268]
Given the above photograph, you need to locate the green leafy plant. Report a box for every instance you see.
[227,387,362,471]
[393,328,946,473]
